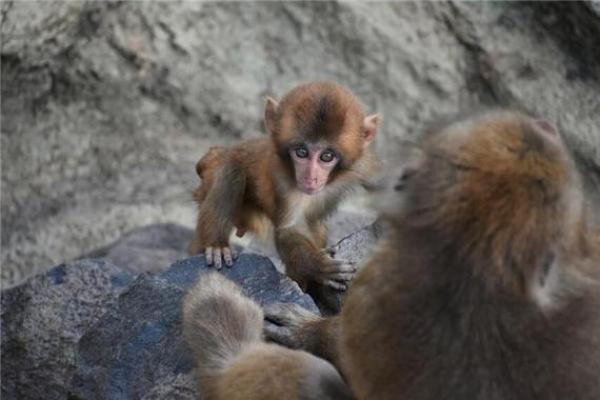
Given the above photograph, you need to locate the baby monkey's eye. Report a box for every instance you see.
[320,150,336,163]
[295,146,309,158]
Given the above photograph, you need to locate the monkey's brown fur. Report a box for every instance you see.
[268,110,600,399]
[191,81,381,314]
[182,272,353,400]
[191,139,278,249]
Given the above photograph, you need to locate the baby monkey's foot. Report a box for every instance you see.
[205,246,238,269]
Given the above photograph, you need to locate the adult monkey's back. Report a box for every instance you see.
[267,110,600,400]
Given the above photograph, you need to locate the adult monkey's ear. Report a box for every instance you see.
[363,113,381,147]
[264,97,279,135]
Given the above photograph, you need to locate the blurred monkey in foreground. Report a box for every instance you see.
[190,81,381,314]
[265,110,600,399]
[182,272,353,400]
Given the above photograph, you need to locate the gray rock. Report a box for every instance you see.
[0,259,134,400]
[72,254,317,399]
[1,254,318,400]
[331,222,383,265]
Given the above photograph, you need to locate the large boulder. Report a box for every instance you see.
[2,1,599,289]
[0,260,134,400]
[1,254,318,400]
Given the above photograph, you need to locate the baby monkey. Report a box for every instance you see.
[266,110,600,399]
[191,81,381,313]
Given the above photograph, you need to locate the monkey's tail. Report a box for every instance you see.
[182,272,263,383]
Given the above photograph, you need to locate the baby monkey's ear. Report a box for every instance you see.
[363,113,381,147]
[264,97,279,135]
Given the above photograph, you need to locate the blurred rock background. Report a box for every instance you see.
[2,1,600,289]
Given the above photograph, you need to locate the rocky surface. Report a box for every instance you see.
[82,223,194,275]
[2,1,599,288]
[1,254,319,400]
[330,222,383,265]
[0,259,134,400]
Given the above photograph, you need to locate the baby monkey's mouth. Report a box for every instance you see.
[300,180,323,194]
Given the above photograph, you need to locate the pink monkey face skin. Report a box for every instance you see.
[290,143,339,195]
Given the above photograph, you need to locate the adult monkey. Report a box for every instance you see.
[190,81,381,314]
[266,110,600,399]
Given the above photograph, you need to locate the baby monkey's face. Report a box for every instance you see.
[289,141,339,195]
